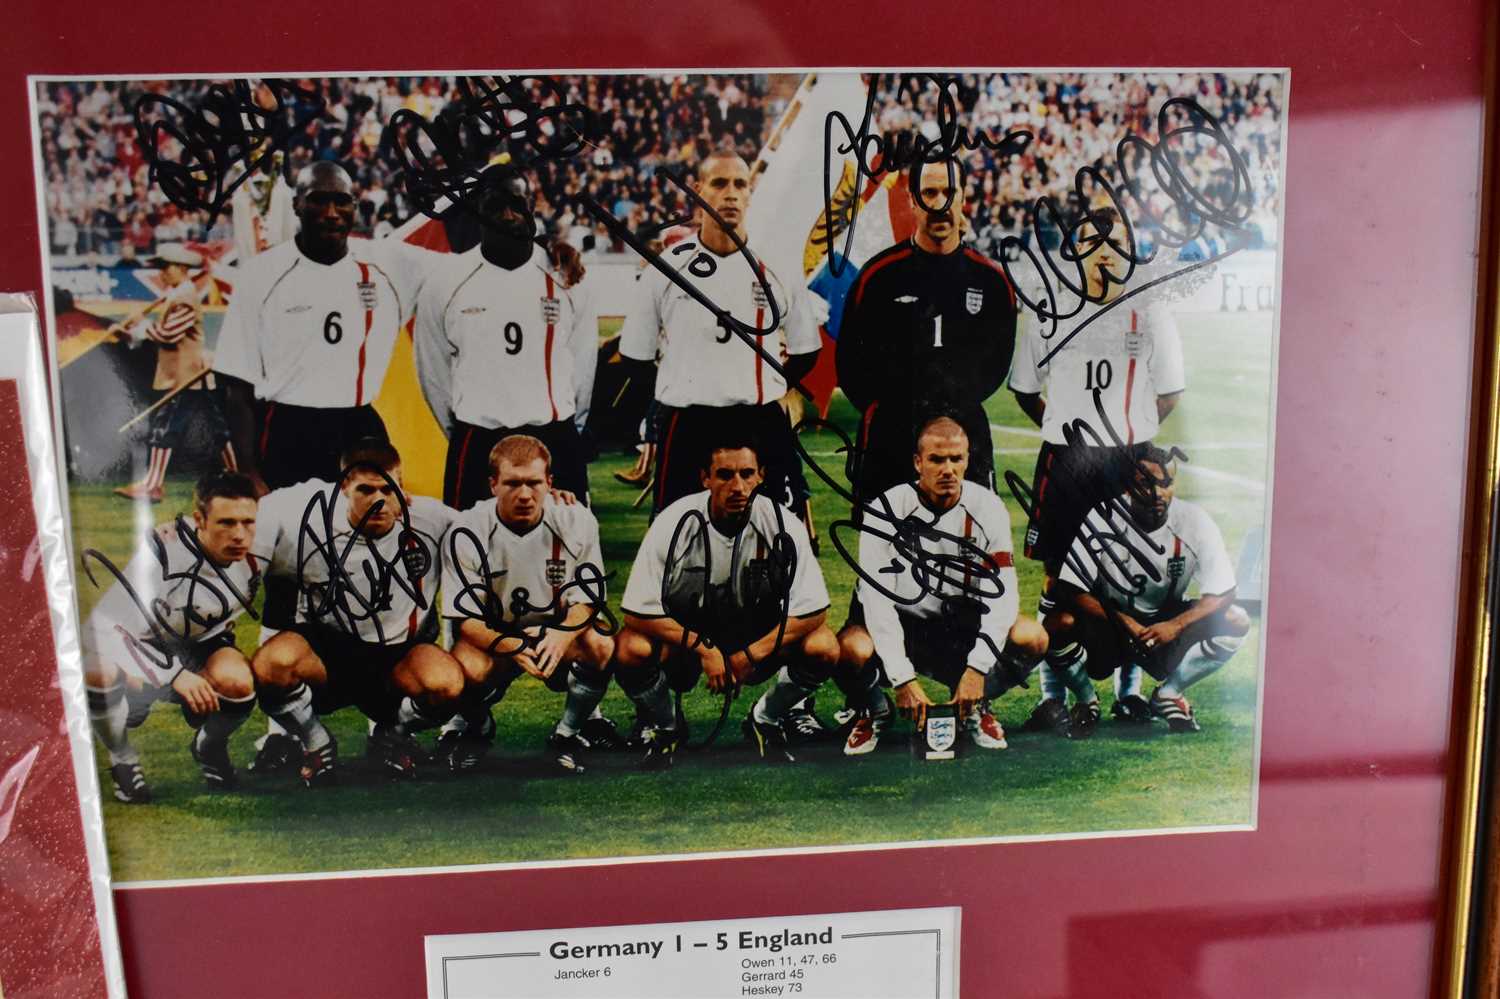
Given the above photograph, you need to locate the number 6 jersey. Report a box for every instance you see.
[213,237,433,408]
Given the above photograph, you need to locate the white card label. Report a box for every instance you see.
[426,906,960,999]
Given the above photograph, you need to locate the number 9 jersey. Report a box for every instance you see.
[213,237,430,408]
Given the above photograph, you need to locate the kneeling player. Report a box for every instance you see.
[1044,447,1249,733]
[251,440,465,784]
[837,417,1048,755]
[83,472,261,802]
[440,434,618,774]
[614,435,838,769]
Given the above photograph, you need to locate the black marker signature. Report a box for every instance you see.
[133,79,325,223]
[657,498,796,684]
[292,468,438,645]
[444,524,617,662]
[1000,97,1255,362]
[1003,391,1191,602]
[82,516,260,682]
[822,73,1032,278]
[384,76,599,227]
[790,416,1009,612]
[580,169,807,400]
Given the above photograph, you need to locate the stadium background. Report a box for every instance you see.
[35,72,1282,880]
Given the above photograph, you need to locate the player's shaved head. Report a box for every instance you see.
[697,149,749,181]
[914,415,968,454]
[489,434,552,478]
[913,417,968,509]
[294,161,355,201]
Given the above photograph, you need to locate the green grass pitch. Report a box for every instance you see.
[69,313,1272,882]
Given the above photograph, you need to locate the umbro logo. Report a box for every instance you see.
[285,305,312,313]
[461,306,487,315]
[894,295,918,303]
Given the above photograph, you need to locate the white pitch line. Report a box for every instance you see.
[987,421,1268,491]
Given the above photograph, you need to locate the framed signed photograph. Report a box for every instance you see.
[0,1,1492,997]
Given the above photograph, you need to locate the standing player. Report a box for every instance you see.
[82,472,261,802]
[111,244,236,502]
[414,165,595,508]
[250,439,466,784]
[439,435,617,774]
[618,151,823,516]
[614,434,839,768]
[1009,207,1186,737]
[214,161,435,494]
[836,418,1048,755]
[1043,447,1248,733]
[835,156,1019,506]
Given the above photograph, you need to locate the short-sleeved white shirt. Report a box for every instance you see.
[856,481,1019,685]
[214,237,431,407]
[1009,299,1186,445]
[618,240,821,408]
[1059,495,1236,616]
[622,491,828,625]
[254,479,456,644]
[440,499,605,629]
[414,247,586,431]
[84,521,261,686]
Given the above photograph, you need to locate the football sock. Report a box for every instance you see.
[1114,665,1144,701]
[220,442,239,472]
[87,683,138,765]
[394,696,448,734]
[259,682,331,752]
[1037,663,1066,703]
[1160,634,1245,698]
[833,663,887,716]
[556,664,609,738]
[199,690,254,747]
[144,447,172,490]
[753,666,811,724]
[1049,642,1097,704]
[619,666,676,729]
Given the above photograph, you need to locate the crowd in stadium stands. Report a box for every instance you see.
[36,72,1279,265]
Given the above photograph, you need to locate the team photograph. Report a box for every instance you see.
[31,69,1285,882]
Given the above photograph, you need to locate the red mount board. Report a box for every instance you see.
[0,2,1486,996]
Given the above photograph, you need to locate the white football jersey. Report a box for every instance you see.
[214,237,436,407]
[857,481,1018,686]
[85,519,261,686]
[1009,299,1186,446]
[254,479,456,644]
[440,498,606,629]
[618,241,821,408]
[1059,495,1236,617]
[414,246,591,432]
[622,491,828,629]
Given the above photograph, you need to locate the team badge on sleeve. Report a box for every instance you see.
[357,280,378,310]
[540,296,561,324]
[545,557,568,587]
[965,288,984,315]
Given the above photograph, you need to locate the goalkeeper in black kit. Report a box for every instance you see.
[835,156,1019,507]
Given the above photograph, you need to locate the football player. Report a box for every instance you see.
[1044,447,1249,732]
[617,151,823,516]
[1008,206,1187,737]
[614,434,838,769]
[836,417,1049,755]
[83,471,261,802]
[439,434,618,774]
[214,161,437,495]
[249,439,465,784]
[414,165,596,508]
[835,157,1019,505]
